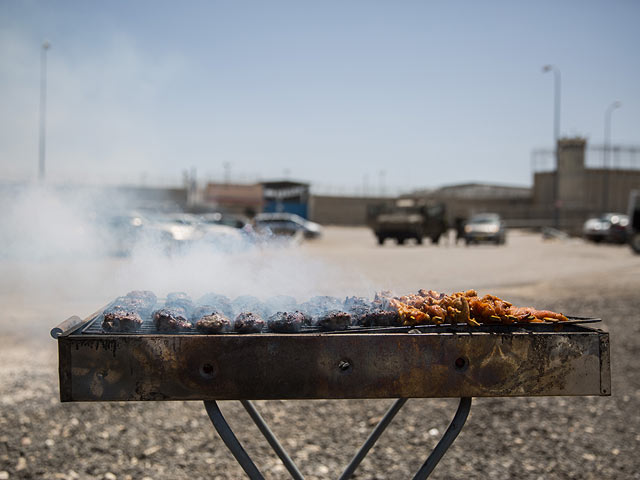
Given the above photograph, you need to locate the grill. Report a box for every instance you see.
[51,301,611,480]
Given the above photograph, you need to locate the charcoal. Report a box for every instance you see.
[197,293,234,318]
[317,311,351,331]
[264,295,298,316]
[232,295,267,317]
[196,313,231,334]
[102,307,143,332]
[234,312,265,333]
[153,308,193,332]
[267,311,305,333]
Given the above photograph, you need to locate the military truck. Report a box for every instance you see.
[367,198,447,245]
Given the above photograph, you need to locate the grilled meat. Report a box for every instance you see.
[196,313,231,333]
[197,293,234,318]
[232,295,268,318]
[102,307,143,332]
[234,312,265,333]
[316,311,351,331]
[300,296,343,317]
[356,308,399,327]
[153,308,193,332]
[267,311,305,333]
[122,290,157,315]
[100,290,157,332]
[390,289,568,326]
[264,295,298,316]
[165,292,194,316]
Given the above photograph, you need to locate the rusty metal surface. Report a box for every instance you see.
[57,321,610,402]
[50,315,85,338]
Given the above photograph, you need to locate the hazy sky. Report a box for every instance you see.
[1,1,639,194]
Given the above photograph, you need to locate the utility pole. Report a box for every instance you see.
[542,65,561,228]
[39,40,51,181]
[603,101,622,212]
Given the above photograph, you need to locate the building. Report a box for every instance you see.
[262,180,310,218]
[202,183,264,216]
[534,138,640,231]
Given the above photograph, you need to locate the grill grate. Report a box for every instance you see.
[78,312,600,336]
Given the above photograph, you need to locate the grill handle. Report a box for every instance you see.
[51,315,84,339]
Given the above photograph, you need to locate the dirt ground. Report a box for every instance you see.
[1,228,639,479]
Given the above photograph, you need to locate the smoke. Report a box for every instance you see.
[0,182,358,315]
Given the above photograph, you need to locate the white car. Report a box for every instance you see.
[254,213,323,239]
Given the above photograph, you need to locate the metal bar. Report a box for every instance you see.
[240,400,305,480]
[412,397,472,480]
[50,316,84,339]
[203,401,265,480]
[338,398,408,480]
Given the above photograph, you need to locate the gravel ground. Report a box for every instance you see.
[1,230,639,479]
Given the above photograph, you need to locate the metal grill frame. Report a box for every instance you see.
[52,309,611,479]
[55,312,610,402]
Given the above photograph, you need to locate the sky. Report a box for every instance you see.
[1,0,639,194]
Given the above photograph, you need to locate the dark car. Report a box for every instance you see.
[627,190,640,254]
[582,213,629,244]
[464,213,506,245]
[254,213,323,239]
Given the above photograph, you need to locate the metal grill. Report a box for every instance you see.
[80,311,601,336]
[51,303,611,480]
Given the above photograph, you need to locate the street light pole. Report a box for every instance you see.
[603,101,622,212]
[542,65,561,228]
[38,40,51,181]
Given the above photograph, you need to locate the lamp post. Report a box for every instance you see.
[602,101,622,212]
[542,64,561,228]
[39,40,51,181]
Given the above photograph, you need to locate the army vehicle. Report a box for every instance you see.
[367,199,446,245]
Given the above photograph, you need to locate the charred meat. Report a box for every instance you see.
[264,295,298,316]
[267,311,305,333]
[165,292,194,316]
[355,308,399,327]
[316,311,351,331]
[197,293,234,318]
[300,296,343,317]
[101,290,157,332]
[153,308,193,332]
[102,307,143,332]
[234,312,265,333]
[196,313,231,334]
[232,295,268,318]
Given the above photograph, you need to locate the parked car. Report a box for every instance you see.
[627,190,640,254]
[254,213,323,239]
[582,213,629,244]
[464,213,506,245]
[197,212,249,229]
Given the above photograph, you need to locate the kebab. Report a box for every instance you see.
[101,290,157,332]
[390,289,568,326]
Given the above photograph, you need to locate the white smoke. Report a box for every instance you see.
[0,182,358,311]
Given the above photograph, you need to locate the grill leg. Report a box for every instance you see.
[412,397,472,480]
[338,398,408,480]
[241,400,305,480]
[203,400,265,480]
